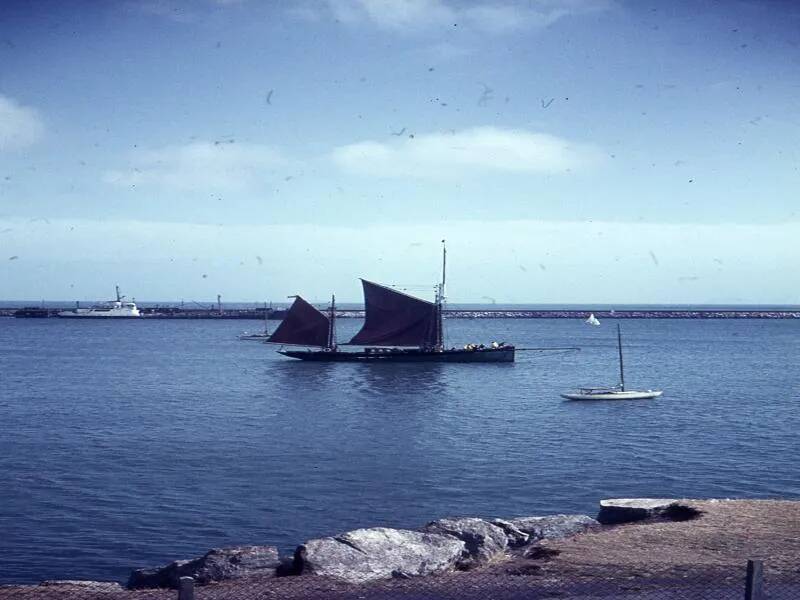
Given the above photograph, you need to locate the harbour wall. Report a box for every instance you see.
[2,307,799,319]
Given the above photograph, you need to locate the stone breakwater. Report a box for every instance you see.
[5,498,700,593]
[441,309,800,319]
[4,307,800,319]
[332,309,800,319]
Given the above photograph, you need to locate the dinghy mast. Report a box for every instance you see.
[617,323,625,391]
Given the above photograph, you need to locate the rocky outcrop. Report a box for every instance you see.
[507,514,600,541]
[597,498,685,524]
[294,527,466,583]
[423,518,508,566]
[128,546,281,589]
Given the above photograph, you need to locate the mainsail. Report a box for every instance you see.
[348,280,438,347]
[267,296,330,347]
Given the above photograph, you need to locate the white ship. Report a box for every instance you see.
[58,286,141,318]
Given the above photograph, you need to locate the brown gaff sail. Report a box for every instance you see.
[348,280,438,347]
[267,296,330,347]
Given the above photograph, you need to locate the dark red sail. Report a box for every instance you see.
[267,296,330,347]
[348,280,437,347]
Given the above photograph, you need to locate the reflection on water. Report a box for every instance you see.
[350,362,449,397]
[268,357,450,399]
[268,358,339,394]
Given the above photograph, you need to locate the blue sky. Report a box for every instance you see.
[1,0,799,303]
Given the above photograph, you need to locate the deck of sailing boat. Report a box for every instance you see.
[267,244,517,363]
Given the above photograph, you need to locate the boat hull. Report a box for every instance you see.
[57,314,142,318]
[279,347,515,363]
[561,390,663,401]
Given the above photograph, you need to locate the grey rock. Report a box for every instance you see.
[490,518,530,547]
[128,546,281,589]
[507,514,600,541]
[597,498,681,524]
[423,517,508,566]
[295,527,466,583]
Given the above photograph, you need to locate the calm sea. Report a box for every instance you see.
[0,317,798,584]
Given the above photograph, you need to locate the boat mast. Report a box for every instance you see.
[435,240,446,351]
[327,293,337,351]
[617,323,625,391]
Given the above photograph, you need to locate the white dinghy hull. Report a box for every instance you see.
[561,390,663,401]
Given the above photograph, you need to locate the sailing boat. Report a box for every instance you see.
[267,244,515,362]
[239,302,271,340]
[585,313,601,326]
[560,324,662,400]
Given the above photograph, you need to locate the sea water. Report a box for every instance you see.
[0,317,798,583]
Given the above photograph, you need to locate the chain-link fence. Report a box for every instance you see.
[2,560,797,600]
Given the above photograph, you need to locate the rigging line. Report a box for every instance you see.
[391,285,438,291]
[515,347,581,352]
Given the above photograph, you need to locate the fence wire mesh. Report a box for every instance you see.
[2,563,798,600]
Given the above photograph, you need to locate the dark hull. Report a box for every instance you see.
[279,347,515,363]
[13,308,51,318]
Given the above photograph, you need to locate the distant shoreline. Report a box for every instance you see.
[2,307,800,319]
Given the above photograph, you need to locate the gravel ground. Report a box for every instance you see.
[3,500,799,600]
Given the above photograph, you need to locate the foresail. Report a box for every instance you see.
[348,280,437,347]
[267,296,330,347]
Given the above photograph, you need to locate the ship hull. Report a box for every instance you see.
[57,314,142,318]
[279,347,515,363]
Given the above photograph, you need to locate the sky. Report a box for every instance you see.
[1,0,799,304]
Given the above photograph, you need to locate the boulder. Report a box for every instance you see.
[490,519,530,547]
[597,498,682,524]
[507,514,599,541]
[294,527,466,583]
[423,517,508,566]
[128,546,281,589]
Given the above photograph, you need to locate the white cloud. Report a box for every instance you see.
[0,95,45,151]
[332,126,602,178]
[104,141,289,192]
[313,0,612,33]
[332,0,452,29]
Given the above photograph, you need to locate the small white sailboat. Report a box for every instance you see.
[585,313,601,326]
[239,303,271,341]
[238,331,270,341]
[561,324,662,401]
